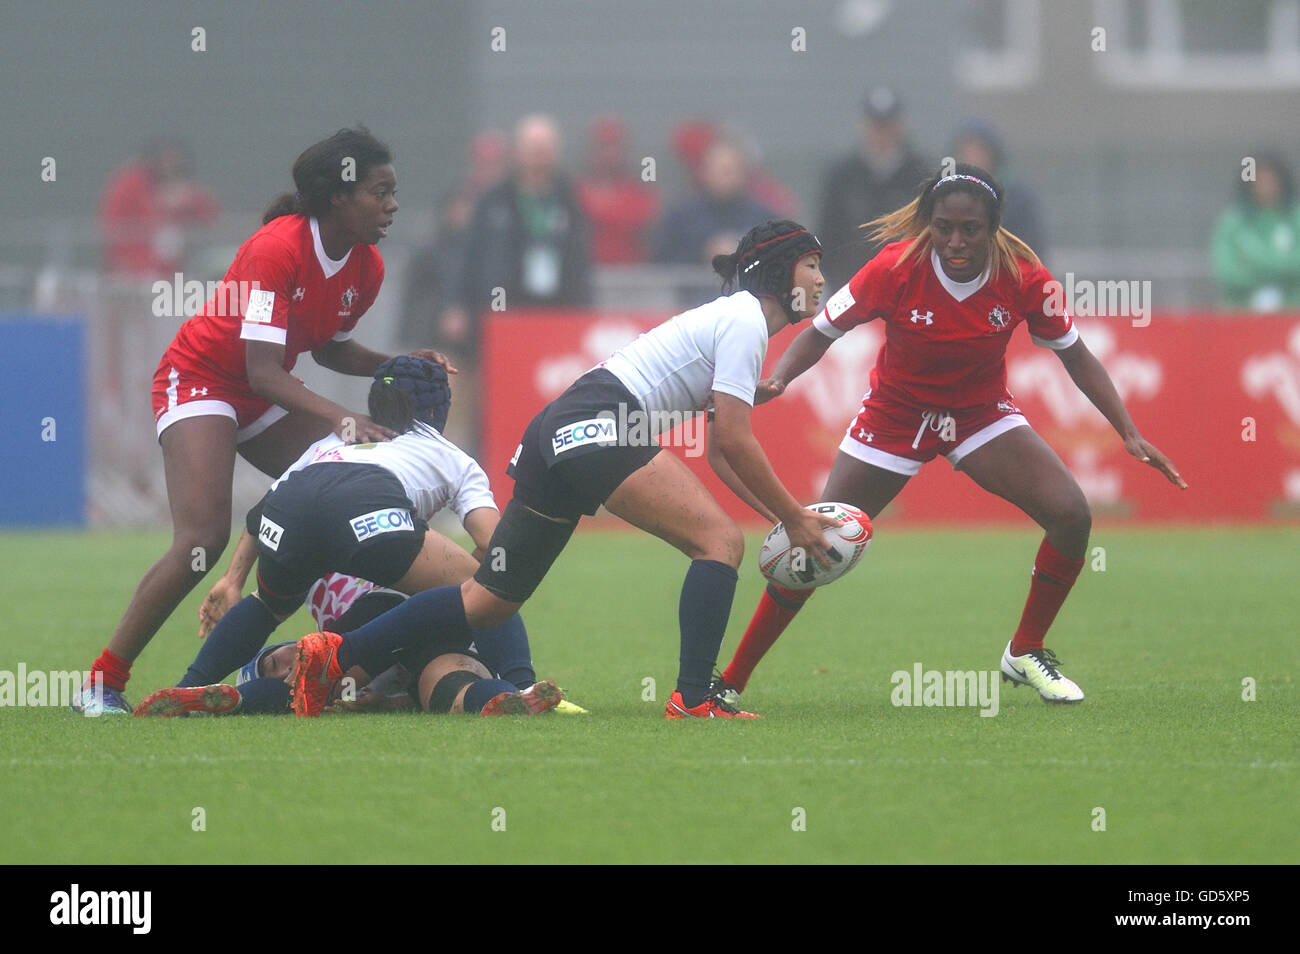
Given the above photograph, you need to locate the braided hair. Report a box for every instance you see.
[711,219,822,322]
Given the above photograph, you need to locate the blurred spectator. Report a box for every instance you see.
[652,136,779,265]
[818,85,928,289]
[1212,153,1300,311]
[464,128,509,197]
[96,139,220,510]
[398,129,506,350]
[669,120,798,218]
[576,115,659,264]
[99,139,219,277]
[671,120,719,191]
[400,190,477,352]
[951,119,1048,262]
[447,114,592,316]
[725,124,800,219]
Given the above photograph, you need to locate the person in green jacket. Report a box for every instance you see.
[1212,153,1300,311]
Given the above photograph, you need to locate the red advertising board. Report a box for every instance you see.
[482,311,1300,525]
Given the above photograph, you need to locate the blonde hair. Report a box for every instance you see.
[865,166,1041,283]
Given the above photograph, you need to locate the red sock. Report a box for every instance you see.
[90,648,132,692]
[1011,540,1085,655]
[722,585,813,691]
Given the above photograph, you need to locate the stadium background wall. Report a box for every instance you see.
[482,311,1300,525]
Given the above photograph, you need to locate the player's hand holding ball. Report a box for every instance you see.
[760,502,873,590]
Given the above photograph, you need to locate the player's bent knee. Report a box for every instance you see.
[691,517,743,567]
[424,669,480,713]
[418,652,492,711]
[1056,493,1092,536]
[174,525,229,567]
[472,498,576,605]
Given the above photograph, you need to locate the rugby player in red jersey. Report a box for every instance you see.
[718,163,1186,707]
[74,128,452,714]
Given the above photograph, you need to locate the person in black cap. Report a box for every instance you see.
[817,85,930,290]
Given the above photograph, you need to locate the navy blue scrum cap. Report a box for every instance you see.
[373,355,451,432]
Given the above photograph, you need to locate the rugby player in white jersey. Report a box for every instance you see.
[289,220,843,719]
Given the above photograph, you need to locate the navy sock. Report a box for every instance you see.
[676,560,738,708]
[337,585,470,676]
[178,596,280,687]
[236,677,292,715]
[462,677,519,714]
[473,614,535,689]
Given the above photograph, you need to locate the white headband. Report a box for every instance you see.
[932,174,998,201]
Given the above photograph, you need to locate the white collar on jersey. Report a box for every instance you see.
[930,248,990,302]
[310,217,353,279]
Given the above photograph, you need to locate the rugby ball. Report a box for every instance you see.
[758,502,873,590]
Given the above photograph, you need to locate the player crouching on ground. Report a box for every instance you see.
[131,356,584,716]
[135,578,566,717]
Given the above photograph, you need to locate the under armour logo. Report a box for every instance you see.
[857,428,874,442]
[910,309,934,325]
[293,287,305,302]
[189,387,209,397]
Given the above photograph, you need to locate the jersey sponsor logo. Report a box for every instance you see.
[552,417,617,455]
[987,305,1012,330]
[909,309,934,326]
[824,284,855,321]
[244,288,276,324]
[351,508,415,542]
[259,515,285,552]
[292,286,305,302]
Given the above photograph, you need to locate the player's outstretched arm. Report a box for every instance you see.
[1056,339,1188,488]
[312,337,391,376]
[756,325,834,403]
[705,412,778,522]
[197,529,257,638]
[712,393,839,564]
[247,340,394,442]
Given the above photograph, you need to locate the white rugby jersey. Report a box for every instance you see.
[598,291,769,428]
[271,423,497,524]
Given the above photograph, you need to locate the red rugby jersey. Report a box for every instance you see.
[166,214,384,386]
[811,240,1076,410]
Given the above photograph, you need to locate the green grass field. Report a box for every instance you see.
[1,526,1296,864]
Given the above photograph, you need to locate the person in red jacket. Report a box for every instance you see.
[74,127,451,714]
[718,163,1186,709]
[576,115,659,264]
[99,139,219,277]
